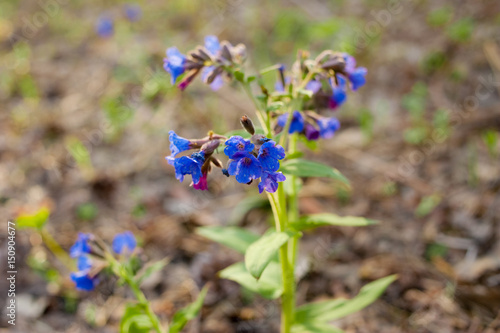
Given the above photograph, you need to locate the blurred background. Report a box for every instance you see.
[1,0,500,332]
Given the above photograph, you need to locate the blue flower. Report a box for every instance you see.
[258,171,286,193]
[228,152,262,184]
[164,47,186,84]
[205,35,221,55]
[304,122,320,141]
[169,131,191,157]
[112,231,137,254]
[277,111,305,133]
[167,152,205,184]
[124,4,142,22]
[77,255,93,271]
[305,80,322,94]
[70,271,98,291]
[95,16,114,38]
[70,233,91,258]
[224,136,255,159]
[202,66,224,91]
[329,76,347,109]
[343,54,367,90]
[317,117,340,139]
[258,140,285,172]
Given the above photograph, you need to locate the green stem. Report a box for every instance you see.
[239,80,271,136]
[40,228,75,271]
[287,133,300,265]
[107,255,165,333]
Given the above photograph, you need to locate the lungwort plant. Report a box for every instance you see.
[163,35,396,333]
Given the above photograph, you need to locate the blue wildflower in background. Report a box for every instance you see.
[164,47,187,84]
[304,123,320,141]
[70,271,98,291]
[343,54,367,90]
[169,131,191,157]
[204,35,221,55]
[70,233,91,258]
[95,16,114,38]
[317,117,340,139]
[124,4,142,22]
[329,76,347,109]
[112,231,137,254]
[167,152,205,184]
[277,111,305,133]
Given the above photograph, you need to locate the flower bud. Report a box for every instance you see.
[240,115,255,135]
[200,140,220,155]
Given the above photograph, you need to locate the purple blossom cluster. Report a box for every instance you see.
[166,121,286,193]
[95,3,142,38]
[276,110,340,141]
[163,35,246,90]
[69,231,136,291]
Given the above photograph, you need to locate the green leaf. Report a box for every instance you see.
[280,159,348,185]
[245,230,295,279]
[219,261,282,299]
[415,194,442,218]
[197,226,260,254]
[292,322,345,333]
[120,303,153,333]
[291,213,377,231]
[135,258,169,286]
[16,207,50,230]
[295,275,397,324]
[297,88,313,98]
[229,195,269,224]
[233,70,245,82]
[169,286,208,333]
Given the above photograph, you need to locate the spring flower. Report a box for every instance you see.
[167,152,205,184]
[204,35,221,55]
[124,4,142,22]
[258,171,287,194]
[169,131,191,157]
[164,47,187,84]
[329,76,347,109]
[112,231,137,254]
[277,111,305,133]
[224,136,255,158]
[258,140,285,172]
[343,54,367,90]
[95,16,114,38]
[317,117,340,139]
[305,80,322,94]
[304,123,320,141]
[70,233,92,258]
[193,172,208,190]
[77,255,93,271]
[202,66,224,90]
[227,152,262,184]
[70,271,98,291]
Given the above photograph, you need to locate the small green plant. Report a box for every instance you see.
[427,6,454,27]
[447,18,474,43]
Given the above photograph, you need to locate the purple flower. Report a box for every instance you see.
[228,152,262,184]
[304,123,320,141]
[95,16,114,38]
[318,117,340,139]
[258,171,286,194]
[343,54,367,90]
[305,80,322,94]
[205,35,221,55]
[258,140,285,172]
[202,66,224,91]
[112,231,137,254]
[275,77,291,92]
[277,111,305,133]
[169,130,191,157]
[167,152,205,184]
[163,47,186,84]
[70,271,98,291]
[70,233,91,258]
[224,136,255,159]
[329,76,347,110]
[193,172,208,190]
[124,4,142,22]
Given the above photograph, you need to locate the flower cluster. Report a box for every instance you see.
[163,35,246,90]
[276,110,340,141]
[69,231,137,291]
[167,117,287,193]
[95,4,142,38]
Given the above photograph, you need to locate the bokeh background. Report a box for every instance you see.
[1,0,500,332]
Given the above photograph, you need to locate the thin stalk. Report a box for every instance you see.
[240,81,271,136]
[40,228,75,271]
[287,133,300,265]
[107,255,166,333]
